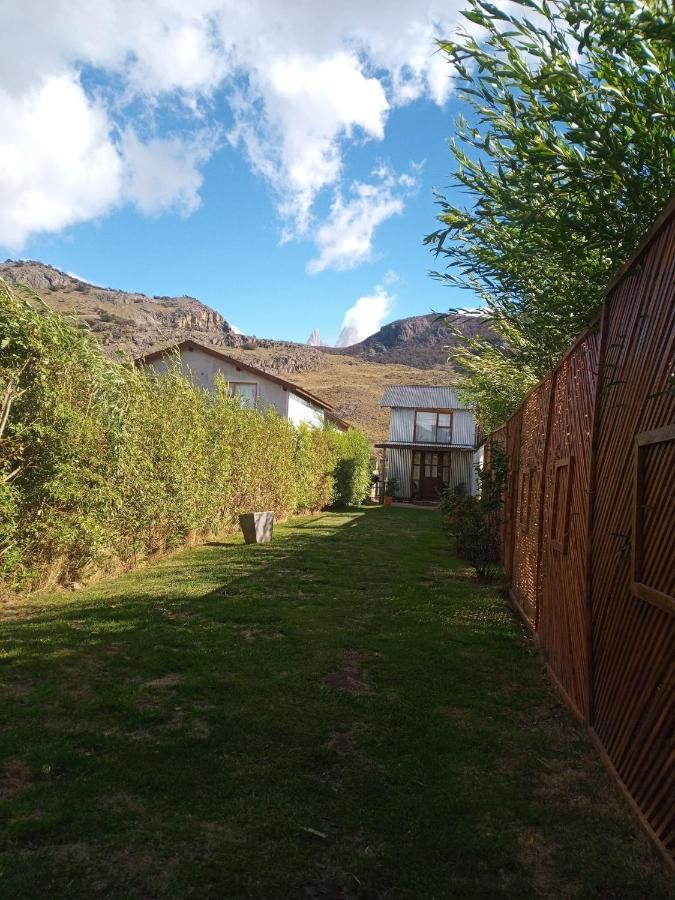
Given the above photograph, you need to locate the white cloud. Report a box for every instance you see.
[335,280,396,347]
[0,73,216,247]
[121,131,215,216]
[66,271,102,286]
[0,73,123,249]
[229,50,390,236]
[308,164,422,274]
[0,1,474,252]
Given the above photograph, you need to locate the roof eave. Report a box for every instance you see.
[135,338,341,415]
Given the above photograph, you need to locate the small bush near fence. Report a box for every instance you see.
[441,445,507,580]
[0,284,371,590]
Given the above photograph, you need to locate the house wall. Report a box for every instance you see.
[145,345,290,417]
[386,447,413,497]
[453,410,477,446]
[448,451,476,495]
[387,407,476,446]
[287,392,325,428]
[386,447,476,499]
[389,408,415,442]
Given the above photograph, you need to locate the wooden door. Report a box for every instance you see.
[420,451,441,500]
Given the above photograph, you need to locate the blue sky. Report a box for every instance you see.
[0,2,481,345]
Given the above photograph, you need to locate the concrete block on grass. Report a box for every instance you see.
[239,511,275,544]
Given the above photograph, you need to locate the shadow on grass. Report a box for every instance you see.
[1,506,672,899]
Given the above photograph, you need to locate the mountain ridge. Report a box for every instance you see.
[0,260,484,441]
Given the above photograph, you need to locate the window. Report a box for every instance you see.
[424,453,439,478]
[414,410,453,444]
[441,454,450,487]
[437,413,452,443]
[550,457,573,553]
[412,451,421,491]
[632,426,674,614]
[229,381,258,408]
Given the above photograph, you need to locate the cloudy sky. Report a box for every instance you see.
[0,0,482,344]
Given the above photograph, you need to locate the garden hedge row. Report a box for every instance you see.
[0,284,371,590]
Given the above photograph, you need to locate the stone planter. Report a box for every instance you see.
[238,511,275,544]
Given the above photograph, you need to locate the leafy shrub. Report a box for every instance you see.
[441,445,507,579]
[327,428,372,506]
[0,284,370,589]
[293,424,336,512]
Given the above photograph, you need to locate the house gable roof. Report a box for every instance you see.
[380,385,470,410]
[135,339,350,428]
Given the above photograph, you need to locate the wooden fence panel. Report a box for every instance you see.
[484,198,675,863]
[589,212,675,859]
[503,413,522,579]
[511,378,553,627]
[538,332,599,720]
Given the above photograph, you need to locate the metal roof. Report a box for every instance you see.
[374,442,476,450]
[380,385,470,410]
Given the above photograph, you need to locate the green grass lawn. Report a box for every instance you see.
[1,507,672,898]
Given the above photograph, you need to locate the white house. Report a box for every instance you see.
[378,385,482,501]
[136,339,349,431]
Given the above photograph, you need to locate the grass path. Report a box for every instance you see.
[1,508,672,898]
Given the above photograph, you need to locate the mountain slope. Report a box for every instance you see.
[337,311,494,369]
[0,259,255,356]
[0,260,471,442]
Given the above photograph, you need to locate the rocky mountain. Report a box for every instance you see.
[0,259,264,357]
[0,260,484,441]
[337,311,494,369]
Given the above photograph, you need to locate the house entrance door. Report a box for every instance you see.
[416,451,449,500]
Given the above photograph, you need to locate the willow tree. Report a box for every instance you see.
[426,0,675,430]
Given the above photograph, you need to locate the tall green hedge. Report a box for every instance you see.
[0,284,371,590]
[328,428,372,507]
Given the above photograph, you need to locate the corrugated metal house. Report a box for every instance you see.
[378,385,481,501]
[136,339,350,431]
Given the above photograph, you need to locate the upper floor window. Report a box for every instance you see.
[414,410,452,443]
[229,381,258,408]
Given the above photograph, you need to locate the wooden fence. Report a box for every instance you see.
[485,197,675,865]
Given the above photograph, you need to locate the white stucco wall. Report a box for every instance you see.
[144,345,290,418]
[287,392,325,428]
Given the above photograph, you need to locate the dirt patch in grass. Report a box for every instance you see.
[325,729,357,755]
[1,759,33,800]
[302,862,352,899]
[0,679,34,698]
[516,826,573,900]
[190,718,211,740]
[239,625,285,641]
[142,673,183,689]
[104,793,147,816]
[437,704,475,724]
[321,651,375,696]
